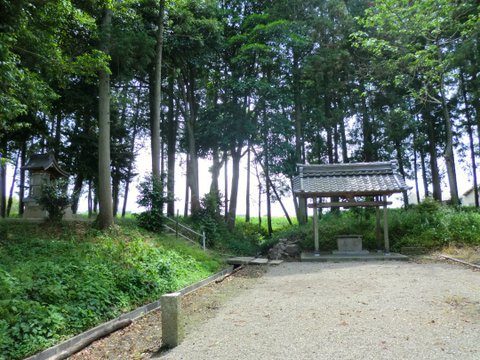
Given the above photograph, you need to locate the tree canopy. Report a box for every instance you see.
[1,0,479,224]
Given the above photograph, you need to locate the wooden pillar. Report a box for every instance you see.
[313,198,319,255]
[375,204,382,252]
[383,195,390,254]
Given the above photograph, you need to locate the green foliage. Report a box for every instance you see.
[287,203,480,253]
[37,178,71,221]
[185,199,269,256]
[192,192,223,247]
[0,222,222,360]
[135,174,167,232]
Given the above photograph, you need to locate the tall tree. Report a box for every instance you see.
[97,6,114,229]
[150,0,166,179]
[353,0,479,204]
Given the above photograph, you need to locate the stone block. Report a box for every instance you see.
[161,292,183,348]
[268,260,284,265]
[227,257,255,265]
[336,236,363,253]
[250,258,269,265]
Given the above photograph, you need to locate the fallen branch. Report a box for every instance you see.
[439,255,480,270]
[49,319,132,360]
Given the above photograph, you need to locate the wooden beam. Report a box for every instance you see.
[308,201,392,208]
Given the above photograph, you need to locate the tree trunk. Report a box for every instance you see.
[93,188,98,214]
[97,8,114,229]
[184,155,190,217]
[254,159,262,229]
[419,146,429,198]
[439,73,459,205]
[471,72,480,176]
[166,72,178,217]
[150,0,166,180]
[460,72,478,207]
[326,126,334,164]
[121,178,129,217]
[362,94,375,162]
[71,174,84,214]
[88,179,93,218]
[112,168,120,216]
[209,148,222,195]
[413,133,421,204]
[337,98,349,163]
[0,144,6,218]
[340,117,349,163]
[424,107,442,201]
[19,141,26,216]
[251,147,292,225]
[187,134,200,213]
[6,150,19,217]
[122,87,142,217]
[224,153,228,220]
[227,148,241,231]
[54,111,62,158]
[394,139,409,206]
[293,50,307,225]
[185,69,200,213]
[333,124,339,163]
[245,144,251,223]
[264,141,273,236]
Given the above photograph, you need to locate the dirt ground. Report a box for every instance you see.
[71,258,479,360]
[70,266,266,359]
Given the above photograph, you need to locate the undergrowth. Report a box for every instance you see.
[270,200,480,252]
[0,221,222,360]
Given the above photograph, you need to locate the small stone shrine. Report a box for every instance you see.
[22,153,70,219]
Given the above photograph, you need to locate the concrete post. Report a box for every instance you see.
[161,292,183,348]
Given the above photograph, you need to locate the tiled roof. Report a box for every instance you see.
[22,153,69,177]
[293,161,409,197]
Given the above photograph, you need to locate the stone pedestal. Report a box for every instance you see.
[23,198,48,219]
[333,235,369,255]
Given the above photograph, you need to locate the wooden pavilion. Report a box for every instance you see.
[293,161,409,255]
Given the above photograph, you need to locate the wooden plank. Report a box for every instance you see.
[308,201,392,208]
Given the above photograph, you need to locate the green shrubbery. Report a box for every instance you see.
[276,200,480,252]
[37,179,71,221]
[135,174,168,232]
[180,193,268,256]
[0,222,221,360]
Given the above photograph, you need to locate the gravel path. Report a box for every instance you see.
[160,262,480,360]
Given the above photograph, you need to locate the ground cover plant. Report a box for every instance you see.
[0,221,222,360]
